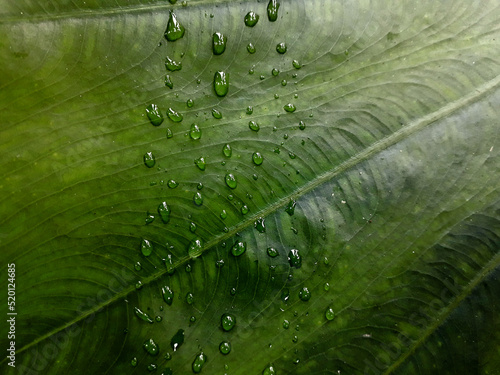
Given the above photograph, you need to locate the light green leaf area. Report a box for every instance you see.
[1,0,500,374]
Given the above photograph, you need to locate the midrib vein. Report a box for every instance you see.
[10,73,500,360]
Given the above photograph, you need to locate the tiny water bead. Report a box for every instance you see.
[143,338,159,356]
[249,121,260,132]
[147,364,157,372]
[164,75,173,89]
[186,292,194,304]
[145,213,154,225]
[299,120,306,130]
[231,241,246,257]
[134,261,142,271]
[185,263,192,272]
[131,357,137,367]
[263,364,276,375]
[220,210,227,220]
[190,315,196,323]
[246,105,253,114]
[190,123,202,140]
[167,107,183,122]
[134,307,154,323]
[167,179,178,188]
[267,0,280,21]
[212,108,222,119]
[188,238,203,257]
[284,103,296,112]
[241,204,249,215]
[267,247,279,257]
[285,198,296,215]
[276,42,287,54]
[165,56,182,71]
[219,341,231,355]
[216,259,225,268]
[146,104,163,126]
[225,173,237,189]
[162,286,174,305]
[244,11,259,27]
[193,192,203,206]
[187,98,194,107]
[281,79,287,86]
[189,222,197,233]
[221,313,236,331]
[299,287,311,301]
[292,59,302,69]
[288,249,302,268]
[165,254,175,275]
[247,42,256,54]
[166,128,173,138]
[158,201,171,224]
[324,282,330,291]
[194,157,206,171]
[289,152,296,159]
[274,94,279,99]
[252,151,264,165]
[325,307,335,321]
[171,329,185,351]
[141,239,153,256]
[272,68,280,76]
[197,182,203,190]
[214,71,229,97]
[155,315,162,322]
[282,320,290,329]
[213,32,227,55]
[143,152,155,168]
[254,217,266,233]
[222,144,232,157]
[135,281,143,289]
[192,352,207,373]
[165,11,185,41]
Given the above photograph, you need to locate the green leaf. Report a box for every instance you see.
[1,0,500,374]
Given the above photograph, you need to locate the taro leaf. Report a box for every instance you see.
[1,0,500,374]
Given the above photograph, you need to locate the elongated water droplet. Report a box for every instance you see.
[167,179,178,188]
[299,120,306,130]
[143,152,155,168]
[249,121,260,132]
[135,307,154,323]
[143,338,159,356]
[221,313,236,331]
[164,253,175,275]
[276,42,287,54]
[134,261,142,271]
[299,287,311,301]
[254,217,266,233]
[148,364,157,371]
[146,104,164,126]
[213,32,227,55]
[288,249,301,268]
[190,123,202,140]
[267,247,279,257]
[166,128,174,138]
[214,71,229,97]
[189,222,197,233]
[158,201,171,224]
[165,11,185,41]
[165,56,182,71]
[141,239,153,256]
[212,108,222,119]
[219,341,231,355]
[170,329,185,351]
[267,0,280,21]
[325,307,335,321]
[244,11,259,26]
[225,173,237,189]
[220,210,227,219]
[162,286,174,305]
[188,238,203,257]
[222,144,232,157]
[192,352,207,373]
[285,198,296,215]
[292,59,302,69]
[241,205,249,215]
[252,152,264,165]
[194,157,206,171]
[187,98,194,108]
[247,42,256,54]
[284,103,296,112]
[193,192,203,206]
[246,105,254,115]
[263,364,276,375]
[131,357,138,367]
[185,263,192,272]
[324,282,330,291]
[197,182,203,190]
[167,107,183,122]
[164,75,173,89]
[231,241,246,257]
[186,292,194,304]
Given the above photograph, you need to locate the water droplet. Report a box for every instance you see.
[170,329,185,351]
[164,11,185,41]
[146,104,164,126]
[196,78,201,84]
[298,121,306,130]
[143,338,159,356]
[192,352,207,373]
[281,79,287,86]
[165,352,172,361]
[249,121,260,132]
[216,259,225,268]
[262,364,276,375]
[190,123,202,140]
[135,281,143,289]
[212,32,227,55]
[288,249,301,268]
[131,357,138,367]
[230,287,237,295]
[162,286,174,305]
[197,182,204,190]
[141,239,153,256]
[282,320,289,329]
[225,173,237,189]
[325,307,335,321]
[252,174,258,180]
[292,59,302,69]
[247,42,256,54]
[227,194,234,201]
[147,364,157,371]
[274,93,279,99]
[190,315,196,323]
[292,335,298,343]
[188,238,203,257]
[143,152,155,168]
[167,107,183,122]
[134,261,142,271]
[167,179,178,188]
[186,292,194,304]
[166,128,174,138]
[194,157,206,171]
[241,205,249,215]
[284,103,296,112]
[267,0,280,21]
[189,222,197,233]
[155,315,162,322]
[193,192,203,206]
[164,254,175,275]
[185,263,192,272]
[276,42,287,54]
[187,98,194,108]
[214,71,229,97]
[145,212,155,224]
[231,241,246,257]
[299,287,311,301]
[285,198,296,216]
[221,313,236,331]
[219,341,231,355]
[260,75,265,80]
[211,108,222,119]
[249,67,255,74]
[254,217,266,233]
[324,282,330,291]
[134,307,154,323]
[246,106,254,115]
[250,151,264,166]
[244,11,259,27]
[289,152,296,159]
[165,56,182,71]
[164,75,173,89]
[157,201,171,224]
[267,247,279,257]
[222,144,232,157]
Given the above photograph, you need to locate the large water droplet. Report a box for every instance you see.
[244,11,259,27]
[157,201,171,224]
[231,241,246,257]
[193,192,203,206]
[165,11,185,41]
[267,247,279,257]
[262,364,276,375]
[225,173,237,189]
[267,0,280,21]
[254,217,266,233]
[222,144,232,157]
[325,307,335,321]
[214,71,229,97]
[252,152,264,165]
[219,341,231,355]
[288,249,301,268]
[194,157,206,171]
[188,238,203,257]
[213,32,227,55]
[249,121,260,132]
[146,104,163,126]
[165,56,182,71]
[167,107,183,122]
[299,287,311,301]
[192,352,207,373]
[284,103,296,112]
[162,286,174,305]
[276,42,287,54]
[285,198,296,216]
[247,42,256,54]
[190,123,202,140]
[141,239,153,257]
[143,152,156,168]
[221,313,236,331]
[170,329,185,351]
[143,338,159,356]
[134,307,154,323]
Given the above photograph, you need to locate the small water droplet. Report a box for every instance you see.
[282,319,289,329]
[155,315,162,322]
[252,174,258,180]
[186,292,194,304]
[135,307,154,323]
[141,239,153,256]
[190,315,196,323]
[267,247,279,257]
[165,56,182,71]
[325,307,335,321]
[262,364,276,375]
[299,121,306,130]
[285,198,296,216]
[247,42,256,54]
[193,192,203,206]
[292,59,302,69]
[244,11,259,27]
[267,0,280,21]
[211,108,222,119]
[146,104,164,126]
[272,68,280,76]
[222,144,232,157]
[197,182,204,190]
[284,103,296,112]
[216,259,225,268]
[134,261,142,271]
[147,364,157,372]
[230,287,237,295]
[143,338,159,356]
[225,173,237,189]
[188,238,203,257]
[288,249,301,268]
[165,11,185,41]
[167,107,183,122]
[227,194,234,201]
[194,157,206,171]
[164,75,173,89]
[289,152,296,159]
[260,75,265,80]
[164,253,175,275]
[135,281,143,289]
[143,152,155,168]
[274,93,279,99]
[249,66,255,74]
[213,32,227,55]
[252,151,264,165]
[170,329,185,351]
[276,42,287,54]
[131,357,138,367]
[162,286,174,305]
[192,352,207,373]
[189,222,197,233]
[231,241,246,257]
[254,217,266,233]
[221,313,236,331]
[214,71,229,97]
[166,128,174,138]
[241,204,249,215]
[249,121,260,132]
[187,98,194,108]
[157,201,171,224]
[190,123,202,140]
[167,179,178,188]
[185,263,192,272]
[219,341,231,355]
[246,106,254,115]
[165,352,172,361]
[324,282,330,291]
[299,287,311,301]
[281,79,287,86]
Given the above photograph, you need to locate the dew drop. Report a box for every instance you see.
[267,0,280,21]
[299,287,311,301]
[164,253,175,275]
[194,157,206,171]
[193,192,203,206]
[170,329,185,352]
[157,201,171,224]
[219,341,231,355]
[324,282,330,291]
[247,42,256,54]
[284,103,296,113]
[231,241,246,257]
[246,105,254,115]
[289,152,296,159]
[212,108,222,119]
[186,99,194,108]
[167,107,183,122]
[134,261,142,271]
[262,364,276,375]
[287,249,302,268]
[188,238,203,257]
[222,144,232,157]
[186,292,194,304]
[292,59,302,69]
[166,128,174,138]
[131,357,138,367]
[189,222,197,233]
[197,182,204,190]
[325,307,335,321]
[254,217,266,233]
[299,120,306,130]
[225,173,237,189]
[276,42,287,54]
[285,198,296,216]
[165,56,182,71]
[143,338,159,356]
[148,364,157,371]
[282,319,290,329]
[241,204,249,215]
[213,32,227,55]
[216,259,225,268]
[272,68,280,76]
[164,75,173,89]
[244,11,259,27]
[146,104,164,126]
[190,123,202,140]
[167,179,178,188]
[143,152,155,168]
[192,352,207,373]
[155,315,162,322]
[162,286,174,305]
[141,239,153,256]
[252,151,264,165]
[221,313,236,331]
[267,247,279,257]
[249,121,260,132]
[214,71,229,97]
[134,307,154,323]
[281,79,287,86]
[165,11,185,41]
